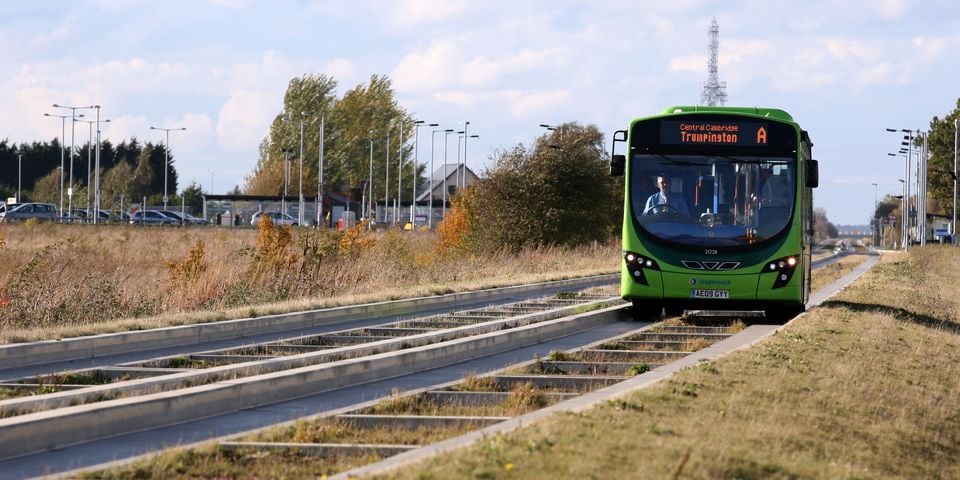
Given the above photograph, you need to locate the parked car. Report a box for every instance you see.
[160,210,210,225]
[0,202,58,222]
[250,211,298,226]
[129,210,179,225]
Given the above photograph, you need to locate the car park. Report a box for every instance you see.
[129,210,179,225]
[0,202,59,222]
[250,211,298,226]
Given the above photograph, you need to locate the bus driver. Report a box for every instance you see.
[644,173,691,216]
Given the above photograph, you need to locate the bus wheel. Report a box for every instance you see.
[631,301,661,321]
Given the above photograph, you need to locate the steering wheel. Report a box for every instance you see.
[644,204,681,216]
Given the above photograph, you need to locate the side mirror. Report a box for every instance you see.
[610,155,625,176]
[806,159,819,188]
[609,129,627,177]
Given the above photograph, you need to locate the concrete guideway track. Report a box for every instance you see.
[0,274,616,379]
[0,254,879,479]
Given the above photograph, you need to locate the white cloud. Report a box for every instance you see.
[504,90,571,119]
[387,0,467,29]
[392,40,460,91]
[459,48,560,88]
[216,90,278,152]
[869,0,909,19]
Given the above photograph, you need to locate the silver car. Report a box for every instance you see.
[0,203,59,222]
[250,211,298,226]
[129,210,179,225]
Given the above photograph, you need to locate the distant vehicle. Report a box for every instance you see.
[129,210,178,225]
[251,211,298,226]
[161,210,211,225]
[0,202,58,222]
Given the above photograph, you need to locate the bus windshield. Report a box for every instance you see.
[630,154,796,247]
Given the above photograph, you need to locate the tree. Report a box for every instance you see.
[244,74,422,203]
[28,169,61,205]
[100,161,135,212]
[813,208,838,241]
[246,73,339,195]
[463,123,622,250]
[924,98,960,214]
[180,181,205,212]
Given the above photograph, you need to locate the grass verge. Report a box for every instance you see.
[380,247,960,479]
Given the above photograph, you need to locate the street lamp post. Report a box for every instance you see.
[53,104,95,217]
[282,150,291,217]
[429,128,451,229]
[385,125,391,225]
[410,121,435,230]
[149,126,186,211]
[539,123,564,141]
[317,114,325,228]
[442,129,456,219]
[16,150,21,203]
[457,132,479,190]
[898,179,905,249]
[953,118,958,245]
[871,182,878,246]
[297,111,316,226]
[77,118,111,215]
[396,121,404,226]
[368,136,375,223]
[44,113,70,216]
[887,128,915,250]
[88,105,107,224]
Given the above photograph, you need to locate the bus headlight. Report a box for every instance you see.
[766,255,799,289]
[624,251,660,286]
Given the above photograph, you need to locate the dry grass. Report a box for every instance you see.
[0,223,618,343]
[381,247,960,479]
[810,253,869,292]
[81,443,379,479]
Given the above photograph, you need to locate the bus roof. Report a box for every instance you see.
[660,105,794,122]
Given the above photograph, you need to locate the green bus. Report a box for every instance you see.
[609,106,819,320]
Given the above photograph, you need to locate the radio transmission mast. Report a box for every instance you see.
[700,18,727,106]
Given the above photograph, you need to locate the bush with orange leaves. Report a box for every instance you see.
[436,192,473,253]
[165,240,207,281]
[338,220,376,257]
[251,213,297,272]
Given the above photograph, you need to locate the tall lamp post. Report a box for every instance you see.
[871,182,878,246]
[888,152,911,250]
[317,114,326,228]
[898,179,905,249]
[886,128,916,250]
[43,113,70,216]
[53,104,95,217]
[77,118,111,216]
[429,128,453,228]
[442,129,457,219]
[410,121,435,230]
[16,149,21,203]
[367,135,375,223]
[297,111,316,225]
[539,123,564,141]
[457,132,479,190]
[953,118,958,246]
[149,126,187,211]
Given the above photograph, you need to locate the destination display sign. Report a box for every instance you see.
[660,120,770,147]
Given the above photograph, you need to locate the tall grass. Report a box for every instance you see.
[0,222,618,343]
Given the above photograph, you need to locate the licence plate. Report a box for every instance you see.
[691,289,729,299]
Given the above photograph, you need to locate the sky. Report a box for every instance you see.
[1,0,958,225]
